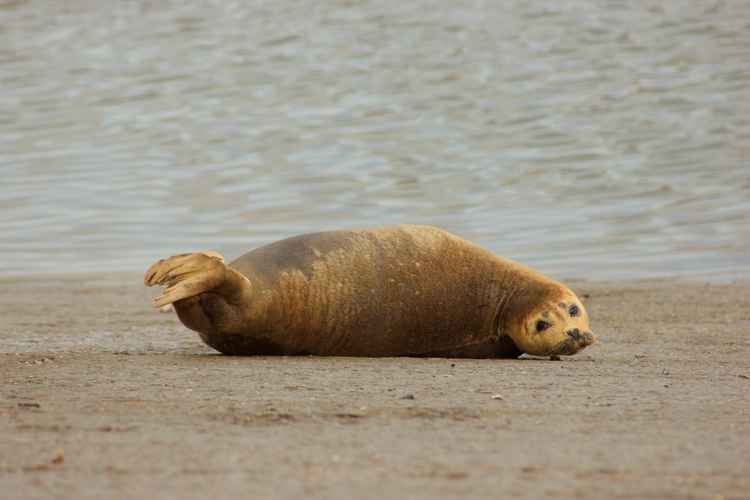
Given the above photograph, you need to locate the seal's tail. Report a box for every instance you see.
[144,251,227,309]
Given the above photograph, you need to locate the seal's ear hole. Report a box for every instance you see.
[536,320,551,333]
[569,305,579,317]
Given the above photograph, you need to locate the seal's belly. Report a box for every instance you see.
[228,227,505,356]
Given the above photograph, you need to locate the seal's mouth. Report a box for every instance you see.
[547,330,596,356]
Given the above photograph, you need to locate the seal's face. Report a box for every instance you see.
[512,290,595,357]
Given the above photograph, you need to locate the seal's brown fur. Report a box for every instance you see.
[145,225,594,357]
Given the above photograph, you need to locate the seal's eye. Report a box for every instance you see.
[569,305,579,317]
[536,320,551,333]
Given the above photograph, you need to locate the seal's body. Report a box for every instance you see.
[145,225,594,358]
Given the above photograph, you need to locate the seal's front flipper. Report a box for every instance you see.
[144,251,250,309]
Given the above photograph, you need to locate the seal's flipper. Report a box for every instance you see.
[144,251,249,309]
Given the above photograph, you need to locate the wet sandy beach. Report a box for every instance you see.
[1,274,748,499]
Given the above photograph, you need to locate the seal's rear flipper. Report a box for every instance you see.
[144,251,250,309]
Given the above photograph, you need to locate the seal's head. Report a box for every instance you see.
[506,286,595,357]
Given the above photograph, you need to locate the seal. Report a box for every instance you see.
[144,225,594,358]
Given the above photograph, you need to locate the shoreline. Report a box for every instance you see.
[1,273,749,498]
[3,264,748,285]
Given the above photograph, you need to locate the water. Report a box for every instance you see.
[1,0,749,281]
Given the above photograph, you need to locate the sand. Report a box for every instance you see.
[1,273,749,499]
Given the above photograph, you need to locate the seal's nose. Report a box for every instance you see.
[567,328,582,341]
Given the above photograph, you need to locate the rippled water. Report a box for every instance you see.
[1,0,749,281]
